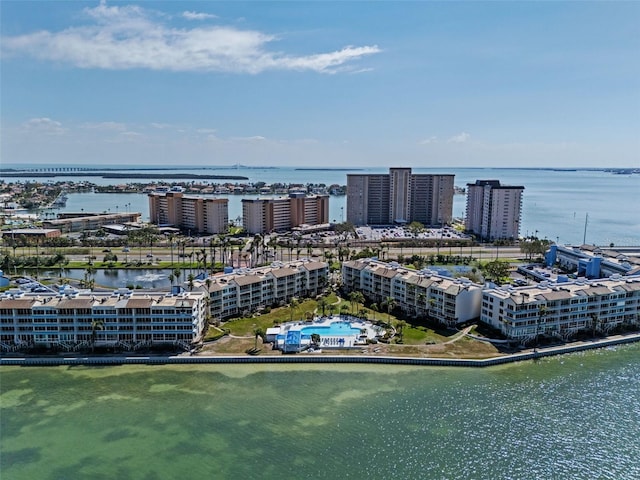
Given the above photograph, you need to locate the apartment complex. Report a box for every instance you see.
[465,180,524,241]
[242,194,329,234]
[201,260,329,320]
[346,168,454,226]
[148,192,228,234]
[482,275,640,343]
[342,258,482,326]
[0,289,207,352]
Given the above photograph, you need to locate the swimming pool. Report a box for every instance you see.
[300,321,363,337]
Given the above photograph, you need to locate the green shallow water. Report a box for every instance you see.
[2,345,640,480]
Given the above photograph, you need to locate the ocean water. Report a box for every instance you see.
[2,343,639,480]
[7,166,640,245]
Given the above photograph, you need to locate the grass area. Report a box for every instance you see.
[402,325,450,345]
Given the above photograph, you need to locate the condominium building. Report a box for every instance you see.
[148,192,228,234]
[241,194,329,234]
[465,180,524,241]
[342,258,482,326]
[0,289,207,352]
[481,275,640,343]
[200,260,329,320]
[346,168,454,226]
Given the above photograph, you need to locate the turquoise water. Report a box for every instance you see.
[300,321,362,336]
[2,344,639,479]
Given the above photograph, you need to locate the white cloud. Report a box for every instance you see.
[419,136,438,145]
[1,3,381,74]
[81,121,126,131]
[447,132,470,143]
[182,11,217,21]
[233,135,266,142]
[22,117,67,135]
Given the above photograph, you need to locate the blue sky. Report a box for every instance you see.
[1,1,639,168]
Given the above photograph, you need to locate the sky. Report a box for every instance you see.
[1,1,639,168]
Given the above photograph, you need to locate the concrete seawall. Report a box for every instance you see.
[2,333,639,368]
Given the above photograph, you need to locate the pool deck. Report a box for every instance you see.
[273,315,382,352]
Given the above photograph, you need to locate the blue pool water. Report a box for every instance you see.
[300,321,362,337]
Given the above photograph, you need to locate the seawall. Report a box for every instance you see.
[2,332,639,368]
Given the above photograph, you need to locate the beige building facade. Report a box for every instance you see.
[242,194,329,234]
[149,192,228,234]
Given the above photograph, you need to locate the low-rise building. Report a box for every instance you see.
[342,258,483,326]
[0,289,207,352]
[481,275,640,343]
[546,244,640,278]
[200,260,329,320]
[43,212,142,233]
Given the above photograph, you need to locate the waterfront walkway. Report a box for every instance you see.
[2,332,639,368]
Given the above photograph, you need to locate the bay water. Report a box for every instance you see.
[2,343,639,479]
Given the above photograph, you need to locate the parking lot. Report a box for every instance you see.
[355,225,470,241]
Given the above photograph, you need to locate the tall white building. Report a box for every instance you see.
[347,168,454,226]
[465,180,524,241]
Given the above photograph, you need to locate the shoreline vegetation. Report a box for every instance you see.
[2,332,639,367]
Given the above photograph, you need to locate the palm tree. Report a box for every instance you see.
[349,291,365,314]
[370,303,379,321]
[311,333,321,346]
[173,267,182,285]
[535,305,548,349]
[396,320,408,343]
[417,292,427,317]
[318,297,328,316]
[253,327,264,350]
[289,298,299,322]
[385,296,397,325]
[187,273,195,291]
[90,319,104,353]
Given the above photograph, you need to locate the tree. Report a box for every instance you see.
[535,305,548,349]
[310,333,321,346]
[289,298,299,322]
[396,320,408,343]
[370,303,379,321]
[90,319,104,353]
[408,221,424,238]
[349,291,364,314]
[483,260,510,283]
[318,297,328,316]
[384,296,396,325]
[187,273,195,291]
[253,327,264,350]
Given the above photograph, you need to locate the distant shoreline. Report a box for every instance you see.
[0,172,250,180]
